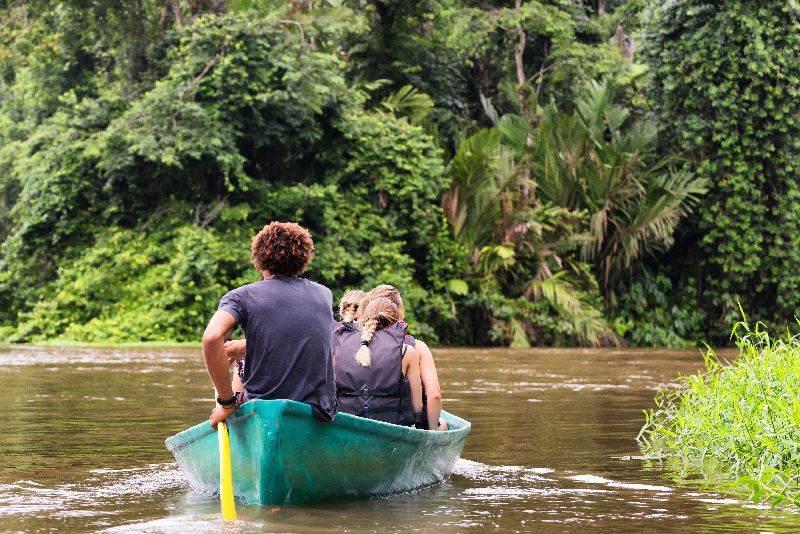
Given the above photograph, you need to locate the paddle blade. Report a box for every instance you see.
[218,421,237,520]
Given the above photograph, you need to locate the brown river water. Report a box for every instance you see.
[2,345,799,533]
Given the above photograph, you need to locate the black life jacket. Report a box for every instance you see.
[333,322,415,426]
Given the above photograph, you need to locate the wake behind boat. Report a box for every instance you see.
[166,399,471,505]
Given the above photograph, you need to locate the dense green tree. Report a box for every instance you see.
[644,1,800,340]
[343,0,645,147]
[0,3,456,343]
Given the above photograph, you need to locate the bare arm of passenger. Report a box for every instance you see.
[224,338,246,364]
[416,340,443,430]
[402,346,423,415]
[224,339,246,394]
[231,369,245,394]
[202,310,237,429]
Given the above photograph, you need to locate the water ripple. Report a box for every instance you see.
[0,463,186,517]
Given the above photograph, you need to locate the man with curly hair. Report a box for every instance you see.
[202,221,337,428]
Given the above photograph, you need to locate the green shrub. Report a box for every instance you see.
[616,270,704,347]
[639,317,800,506]
[11,224,252,343]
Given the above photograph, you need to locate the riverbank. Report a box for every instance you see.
[639,320,800,506]
[0,340,200,349]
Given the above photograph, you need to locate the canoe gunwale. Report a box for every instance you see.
[166,402,470,452]
[165,412,255,453]
[287,407,472,446]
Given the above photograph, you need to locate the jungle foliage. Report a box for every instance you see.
[644,0,800,342]
[0,0,790,347]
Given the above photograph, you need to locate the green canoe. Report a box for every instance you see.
[165,399,471,505]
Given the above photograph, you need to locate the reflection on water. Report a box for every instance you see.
[2,345,800,532]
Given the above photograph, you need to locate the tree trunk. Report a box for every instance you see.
[514,0,526,91]
[614,24,634,64]
[514,0,532,202]
[171,0,184,27]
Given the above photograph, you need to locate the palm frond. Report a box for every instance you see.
[443,129,506,247]
[529,271,616,347]
[497,114,531,152]
[380,85,434,123]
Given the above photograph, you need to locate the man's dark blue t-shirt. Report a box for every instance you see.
[218,276,337,421]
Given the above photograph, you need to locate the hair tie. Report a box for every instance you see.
[361,340,371,347]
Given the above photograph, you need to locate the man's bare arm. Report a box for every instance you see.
[202,310,237,428]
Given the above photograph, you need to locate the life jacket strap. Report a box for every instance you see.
[337,387,401,397]
[357,405,408,416]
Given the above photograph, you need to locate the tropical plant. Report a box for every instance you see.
[442,80,706,345]
[443,116,615,346]
[498,80,708,307]
[380,85,434,124]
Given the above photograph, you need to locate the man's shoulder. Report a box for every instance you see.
[300,278,333,299]
[225,280,263,297]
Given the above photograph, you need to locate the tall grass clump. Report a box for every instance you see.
[639,317,800,506]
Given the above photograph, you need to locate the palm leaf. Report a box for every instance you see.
[380,85,433,123]
[529,271,616,346]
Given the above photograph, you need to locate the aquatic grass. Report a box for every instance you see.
[639,317,800,506]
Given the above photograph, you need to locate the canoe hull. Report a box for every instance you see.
[165,399,470,505]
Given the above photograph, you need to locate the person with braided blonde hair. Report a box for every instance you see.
[333,297,423,426]
[360,284,447,431]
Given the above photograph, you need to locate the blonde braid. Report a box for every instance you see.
[355,297,400,367]
[354,294,370,322]
[339,289,367,324]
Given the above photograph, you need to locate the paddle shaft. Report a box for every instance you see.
[218,421,237,520]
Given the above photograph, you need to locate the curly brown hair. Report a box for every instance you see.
[251,222,314,276]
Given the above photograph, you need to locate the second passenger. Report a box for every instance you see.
[333,297,423,426]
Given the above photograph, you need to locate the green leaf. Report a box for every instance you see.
[446,279,469,296]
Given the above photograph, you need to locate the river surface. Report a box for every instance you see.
[2,345,799,532]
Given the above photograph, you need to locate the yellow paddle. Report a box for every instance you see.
[218,420,237,520]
